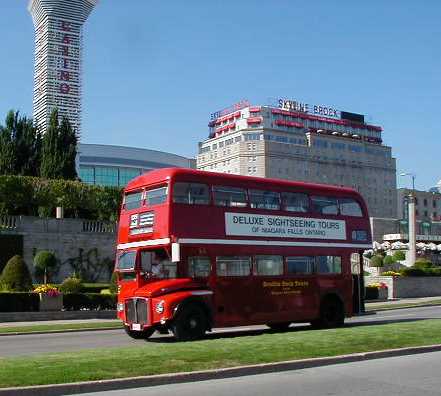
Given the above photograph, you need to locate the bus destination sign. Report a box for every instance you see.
[225,213,346,240]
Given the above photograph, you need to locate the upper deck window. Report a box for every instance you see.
[213,186,247,207]
[281,192,309,212]
[339,198,363,217]
[286,256,314,274]
[311,196,339,215]
[173,182,210,205]
[124,191,143,210]
[316,256,342,274]
[146,186,168,206]
[249,190,280,210]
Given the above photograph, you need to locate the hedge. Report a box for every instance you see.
[364,287,379,300]
[63,293,116,311]
[0,175,122,221]
[0,292,39,312]
[0,292,116,312]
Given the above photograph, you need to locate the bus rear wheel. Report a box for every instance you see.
[312,297,344,329]
[124,326,155,340]
[172,305,207,341]
[266,322,291,331]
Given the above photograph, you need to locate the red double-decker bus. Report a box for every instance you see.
[115,168,371,341]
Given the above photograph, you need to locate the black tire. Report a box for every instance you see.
[124,325,155,340]
[171,304,207,341]
[266,322,291,331]
[311,297,345,329]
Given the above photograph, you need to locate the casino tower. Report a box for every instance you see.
[28,0,98,138]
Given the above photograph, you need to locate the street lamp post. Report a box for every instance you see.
[399,172,416,266]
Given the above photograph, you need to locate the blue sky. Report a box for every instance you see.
[1,0,440,190]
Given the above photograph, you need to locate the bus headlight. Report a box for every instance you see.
[155,301,165,314]
[117,302,125,312]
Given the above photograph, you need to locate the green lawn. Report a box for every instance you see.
[0,321,122,335]
[1,319,441,388]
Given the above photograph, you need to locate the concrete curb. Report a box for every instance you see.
[0,326,121,337]
[366,302,441,312]
[2,344,441,396]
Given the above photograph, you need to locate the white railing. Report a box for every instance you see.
[82,221,116,233]
[0,215,19,230]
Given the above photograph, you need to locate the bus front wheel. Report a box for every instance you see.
[124,326,155,340]
[172,304,207,341]
[312,297,344,329]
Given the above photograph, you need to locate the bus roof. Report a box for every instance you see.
[125,168,360,196]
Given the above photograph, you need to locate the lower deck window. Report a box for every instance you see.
[216,256,251,276]
[188,257,211,277]
[286,256,314,274]
[255,255,283,275]
[316,256,342,274]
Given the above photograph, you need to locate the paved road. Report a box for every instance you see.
[75,350,441,396]
[1,305,441,357]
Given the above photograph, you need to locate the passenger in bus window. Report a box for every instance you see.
[152,250,177,278]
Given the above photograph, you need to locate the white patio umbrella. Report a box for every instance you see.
[427,243,437,251]
[416,242,427,250]
[381,241,391,250]
[391,241,405,250]
[437,244,441,251]
[373,241,382,250]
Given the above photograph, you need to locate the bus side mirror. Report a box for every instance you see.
[172,243,180,262]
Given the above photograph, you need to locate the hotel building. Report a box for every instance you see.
[197,99,397,218]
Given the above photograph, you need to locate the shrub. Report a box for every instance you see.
[383,255,396,265]
[370,255,384,267]
[413,258,433,270]
[392,250,406,261]
[0,175,122,220]
[400,267,426,277]
[63,293,116,311]
[81,283,110,293]
[0,292,39,312]
[0,255,33,291]
[33,250,58,283]
[59,277,83,294]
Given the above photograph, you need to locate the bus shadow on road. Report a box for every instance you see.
[146,317,433,343]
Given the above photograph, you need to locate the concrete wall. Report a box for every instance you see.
[0,216,116,282]
[366,276,441,299]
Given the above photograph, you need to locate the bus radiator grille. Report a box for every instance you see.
[125,298,148,325]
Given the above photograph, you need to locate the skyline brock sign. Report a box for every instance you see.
[225,213,346,240]
[278,98,340,119]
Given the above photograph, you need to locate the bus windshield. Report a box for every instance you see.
[116,251,136,270]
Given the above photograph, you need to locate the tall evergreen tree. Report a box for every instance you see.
[40,109,78,180]
[0,110,41,176]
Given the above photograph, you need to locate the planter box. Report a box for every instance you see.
[39,293,63,312]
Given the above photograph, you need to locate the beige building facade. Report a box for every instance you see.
[197,100,397,218]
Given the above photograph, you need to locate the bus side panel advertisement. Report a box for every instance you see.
[225,212,346,240]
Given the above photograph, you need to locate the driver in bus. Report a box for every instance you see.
[151,250,171,278]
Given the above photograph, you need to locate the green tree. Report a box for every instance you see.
[392,250,406,261]
[0,110,41,177]
[383,255,396,265]
[370,255,384,267]
[33,250,58,284]
[0,255,33,291]
[40,109,78,180]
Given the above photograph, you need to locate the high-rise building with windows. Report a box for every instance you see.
[28,0,97,137]
[197,98,397,218]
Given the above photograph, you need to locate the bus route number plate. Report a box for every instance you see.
[132,323,141,331]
